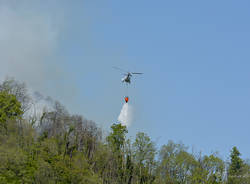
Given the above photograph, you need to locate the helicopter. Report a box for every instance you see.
[113,67,143,85]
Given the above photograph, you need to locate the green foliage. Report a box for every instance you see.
[0,120,101,184]
[105,123,128,183]
[229,147,243,175]
[0,78,31,113]
[1,79,250,184]
[0,91,23,131]
[190,154,225,184]
[107,123,128,152]
[133,132,156,183]
[227,146,245,184]
[156,141,196,184]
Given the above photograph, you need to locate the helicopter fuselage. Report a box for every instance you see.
[122,73,132,84]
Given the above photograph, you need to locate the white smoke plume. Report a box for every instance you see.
[25,90,54,121]
[0,1,79,113]
[0,1,60,86]
[118,103,134,127]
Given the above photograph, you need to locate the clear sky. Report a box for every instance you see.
[1,0,250,159]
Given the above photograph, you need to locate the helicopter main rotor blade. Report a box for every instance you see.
[132,72,143,75]
[113,66,129,73]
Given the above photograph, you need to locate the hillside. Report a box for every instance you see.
[0,78,249,184]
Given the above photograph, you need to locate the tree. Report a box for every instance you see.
[228,146,244,184]
[133,132,156,184]
[106,123,128,183]
[0,78,31,113]
[156,140,199,184]
[106,123,128,152]
[190,153,225,184]
[0,91,23,131]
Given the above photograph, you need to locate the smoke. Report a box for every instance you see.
[25,91,54,120]
[118,103,134,127]
[0,1,135,128]
[0,1,80,113]
[0,1,60,84]
[0,1,76,99]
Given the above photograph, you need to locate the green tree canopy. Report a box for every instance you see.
[229,146,243,175]
[228,146,244,184]
[0,91,23,130]
[107,123,128,152]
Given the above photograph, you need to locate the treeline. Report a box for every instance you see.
[0,78,249,184]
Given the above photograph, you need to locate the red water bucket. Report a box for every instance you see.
[124,96,129,103]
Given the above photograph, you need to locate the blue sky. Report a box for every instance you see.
[58,1,250,159]
[1,0,250,159]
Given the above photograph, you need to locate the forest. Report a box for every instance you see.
[0,78,249,184]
